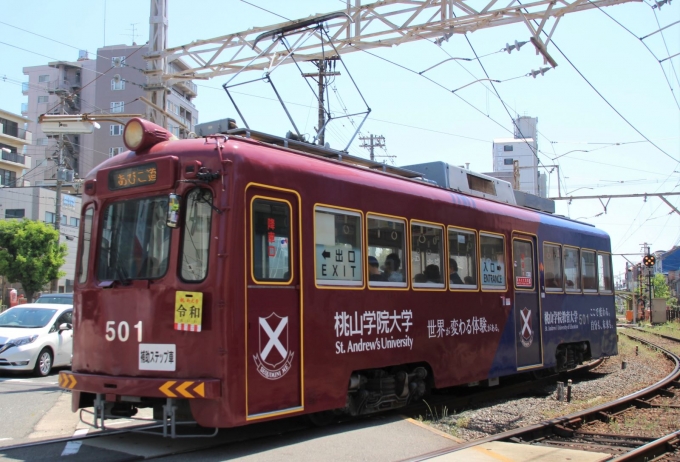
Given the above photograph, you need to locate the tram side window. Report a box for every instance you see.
[252,199,291,282]
[543,244,563,292]
[563,246,581,292]
[367,215,406,287]
[78,206,94,283]
[448,228,477,289]
[582,250,598,292]
[597,252,613,293]
[180,189,213,282]
[513,240,534,290]
[315,206,363,287]
[480,233,506,290]
[411,222,445,288]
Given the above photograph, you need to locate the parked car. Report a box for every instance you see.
[34,293,74,305]
[0,304,73,376]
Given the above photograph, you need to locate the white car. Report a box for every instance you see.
[0,304,73,377]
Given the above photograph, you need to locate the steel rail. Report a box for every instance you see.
[405,330,680,461]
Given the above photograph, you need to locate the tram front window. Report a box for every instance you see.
[97,196,171,281]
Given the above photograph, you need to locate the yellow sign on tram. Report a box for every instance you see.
[174,291,203,332]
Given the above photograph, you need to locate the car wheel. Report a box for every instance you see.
[34,348,53,377]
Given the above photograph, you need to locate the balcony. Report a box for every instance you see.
[0,126,32,145]
[21,103,28,115]
[47,79,78,96]
[1,151,26,166]
[175,80,198,97]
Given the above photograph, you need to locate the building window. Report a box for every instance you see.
[112,56,126,67]
[110,124,123,136]
[504,158,514,165]
[411,221,445,288]
[315,206,363,287]
[0,169,17,186]
[111,79,125,91]
[5,209,25,219]
[37,96,49,103]
[110,101,124,113]
[480,233,506,290]
[109,147,124,158]
[503,145,514,151]
[70,217,80,227]
[367,214,406,288]
[45,211,55,224]
[448,227,477,289]
[38,75,50,83]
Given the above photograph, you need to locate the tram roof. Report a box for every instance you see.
[226,128,423,180]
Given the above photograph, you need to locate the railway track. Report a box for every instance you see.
[408,329,680,461]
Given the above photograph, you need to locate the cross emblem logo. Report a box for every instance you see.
[259,314,288,367]
[520,307,533,343]
[254,312,294,380]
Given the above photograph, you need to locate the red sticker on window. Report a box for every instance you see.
[516,276,532,287]
[268,245,276,257]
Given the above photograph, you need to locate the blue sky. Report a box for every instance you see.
[1,0,679,279]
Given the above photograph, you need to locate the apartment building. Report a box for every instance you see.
[0,108,32,188]
[22,44,198,185]
[0,187,80,293]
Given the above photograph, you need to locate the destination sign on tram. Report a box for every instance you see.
[108,163,158,190]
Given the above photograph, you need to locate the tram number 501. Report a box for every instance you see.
[105,321,143,342]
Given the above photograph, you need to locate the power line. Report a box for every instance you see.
[522,7,679,163]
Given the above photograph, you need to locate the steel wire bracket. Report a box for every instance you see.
[222,13,370,152]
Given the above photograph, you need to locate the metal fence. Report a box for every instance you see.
[668,309,680,323]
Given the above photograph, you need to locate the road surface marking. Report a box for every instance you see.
[61,441,82,456]
[73,429,88,437]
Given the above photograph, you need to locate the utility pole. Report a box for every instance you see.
[359,134,396,164]
[303,57,340,146]
[640,242,654,316]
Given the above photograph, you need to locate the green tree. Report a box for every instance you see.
[0,219,67,302]
[652,273,670,299]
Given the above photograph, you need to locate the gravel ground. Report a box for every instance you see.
[426,331,675,440]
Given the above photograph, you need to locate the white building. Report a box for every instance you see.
[491,116,547,198]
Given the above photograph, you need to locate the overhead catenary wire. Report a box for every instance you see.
[582,0,680,109]
[521,3,679,163]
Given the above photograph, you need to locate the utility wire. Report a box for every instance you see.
[521,4,679,163]
[582,0,680,109]
[0,20,122,63]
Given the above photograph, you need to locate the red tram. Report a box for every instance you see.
[62,118,618,434]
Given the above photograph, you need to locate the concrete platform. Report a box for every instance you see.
[428,441,612,462]
[0,415,461,461]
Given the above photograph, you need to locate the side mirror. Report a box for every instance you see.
[59,323,72,331]
[167,193,181,228]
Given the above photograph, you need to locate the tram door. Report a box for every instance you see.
[512,235,543,369]
[246,188,302,419]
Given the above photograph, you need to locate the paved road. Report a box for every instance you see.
[0,369,72,445]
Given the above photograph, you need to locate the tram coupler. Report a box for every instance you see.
[162,398,178,438]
